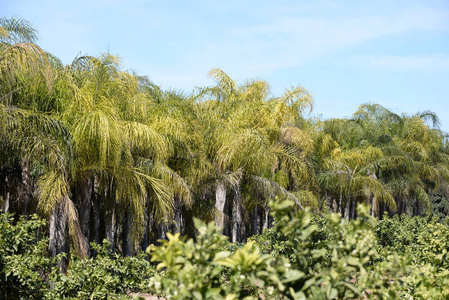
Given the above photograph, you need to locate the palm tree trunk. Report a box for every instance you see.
[215,181,227,230]
[263,205,269,231]
[252,206,259,236]
[104,184,117,251]
[173,198,182,234]
[231,185,244,243]
[157,222,167,240]
[49,199,68,273]
[1,176,10,212]
[337,194,342,216]
[141,198,151,251]
[351,199,357,219]
[20,158,32,215]
[105,207,116,250]
[344,198,350,222]
[79,176,93,252]
[122,207,133,256]
[371,195,378,217]
[90,196,100,256]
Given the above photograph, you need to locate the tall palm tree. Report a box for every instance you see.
[195,69,317,241]
[0,17,86,271]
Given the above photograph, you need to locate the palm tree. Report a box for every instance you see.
[0,17,87,271]
[195,69,317,241]
[318,146,395,220]
[57,54,176,255]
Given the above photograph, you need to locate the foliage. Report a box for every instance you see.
[47,240,156,299]
[0,213,56,299]
[146,201,411,299]
[146,218,279,299]
[0,214,156,299]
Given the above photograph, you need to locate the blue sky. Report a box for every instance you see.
[3,0,449,131]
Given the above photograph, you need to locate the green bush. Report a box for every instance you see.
[5,203,449,299]
[48,240,155,299]
[146,218,278,299]
[0,213,56,299]
[145,202,412,299]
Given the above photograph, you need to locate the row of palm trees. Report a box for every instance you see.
[1,17,449,268]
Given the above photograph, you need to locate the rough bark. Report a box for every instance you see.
[157,222,167,240]
[231,186,245,243]
[104,184,117,251]
[263,205,269,231]
[20,158,32,215]
[1,176,10,212]
[337,194,342,216]
[141,198,151,251]
[79,176,93,252]
[252,206,259,236]
[344,198,350,222]
[105,206,116,251]
[122,208,133,256]
[49,199,68,273]
[172,198,182,234]
[215,182,227,230]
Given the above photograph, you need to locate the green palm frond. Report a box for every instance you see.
[114,166,173,240]
[66,196,88,258]
[140,160,193,207]
[0,17,38,44]
[123,120,169,160]
[208,68,236,99]
[37,170,70,215]
[249,175,304,209]
[279,86,313,114]
[280,126,314,156]
[72,106,123,168]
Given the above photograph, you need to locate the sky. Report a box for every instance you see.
[2,0,449,131]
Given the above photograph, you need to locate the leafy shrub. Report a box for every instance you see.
[146,218,279,299]
[266,201,407,299]
[0,213,56,299]
[146,202,411,299]
[48,240,155,299]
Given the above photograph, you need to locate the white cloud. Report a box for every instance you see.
[182,5,449,77]
[359,54,449,71]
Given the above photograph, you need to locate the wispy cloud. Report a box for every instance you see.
[183,5,449,76]
[357,54,449,71]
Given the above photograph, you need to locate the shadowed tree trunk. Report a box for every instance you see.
[172,197,182,234]
[182,206,195,239]
[350,198,357,219]
[122,207,133,256]
[141,198,151,251]
[20,158,32,215]
[105,208,116,250]
[78,176,94,253]
[103,183,117,251]
[1,176,10,212]
[263,205,270,231]
[90,195,100,257]
[49,199,69,273]
[157,222,167,241]
[337,194,342,216]
[231,184,245,243]
[251,206,259,236]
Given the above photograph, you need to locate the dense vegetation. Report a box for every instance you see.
[1,16,449,298]
[3,201,449,299]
